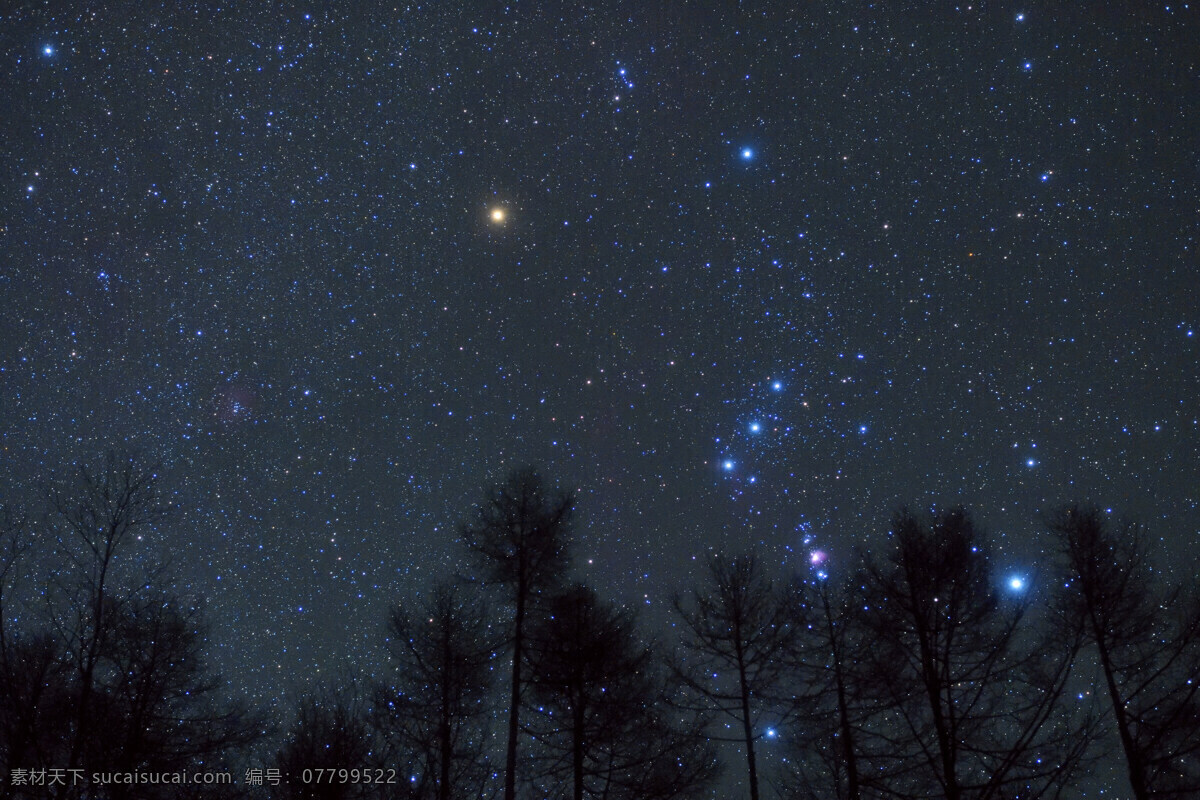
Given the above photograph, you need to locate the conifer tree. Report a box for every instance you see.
[378,582,496,800]
[1049,505,1200,798]
[858,507,1091,799]
[459,467,573,800]
[525,585,719,800]
[672,551,797,800]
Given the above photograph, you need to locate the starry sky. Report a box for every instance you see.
[2,2,1197,699]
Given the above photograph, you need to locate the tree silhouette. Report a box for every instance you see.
[272,682,379,800]
[858,507,1093,800]
[605,701,720,800]
[48,453,167,788]
[672,551,797,800]
[781,570,875,800]
[525,585,718,800]
[14,451,1200,800]
[0,455,261,799]
[0,501,72,786]
[86,591,259,800]
[458,467,574,800]
[525,585,648,800]
[1048,505,1200,798]
[377,582,497,800]
[107,593,252,787]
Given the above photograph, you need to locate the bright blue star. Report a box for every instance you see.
[740,147,754,160]
[1023,61,1033,71]
[1026,458,1036,467]
[858,425,868,434]
[1008,576,1026,591]
[771,381,783,391]
[42,45,54,56]
[748,476,757,484]
[722,460,735,471]
[765,728,777,739]
[749,422,761,433]
[1016,13,1025,21]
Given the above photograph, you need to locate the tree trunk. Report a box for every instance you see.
[504,584,526,800]
[736,641,760,800]
[1095,634,1149,800]
[67,534,115,785]
[823,592,860,800]
[915,615,959,800]
[573,703,585,800]
[439,625,453,800]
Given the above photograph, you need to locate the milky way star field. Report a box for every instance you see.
[1,3,1197,704]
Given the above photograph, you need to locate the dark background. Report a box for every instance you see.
[1,0,1196,777]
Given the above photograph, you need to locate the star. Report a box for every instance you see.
[3,0,1191,750]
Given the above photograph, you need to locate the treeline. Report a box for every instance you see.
[1,457,1198,799]
[0,455,259,800]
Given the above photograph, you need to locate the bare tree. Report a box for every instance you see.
[96,591,261,800]
[377,582,496,800]
[46,452,167,787]
[272,682,380,800]
[602,700,720,800]
[672,551,798,800]
[1048,505,1200,798]
[0,502,70,779]
[858,507,1093,800]
[458,467,574,800]
[780,571,874,800]
[525,585,719,800]
[0,455,262,799]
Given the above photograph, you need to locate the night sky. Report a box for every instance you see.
[2,1,1197,707]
